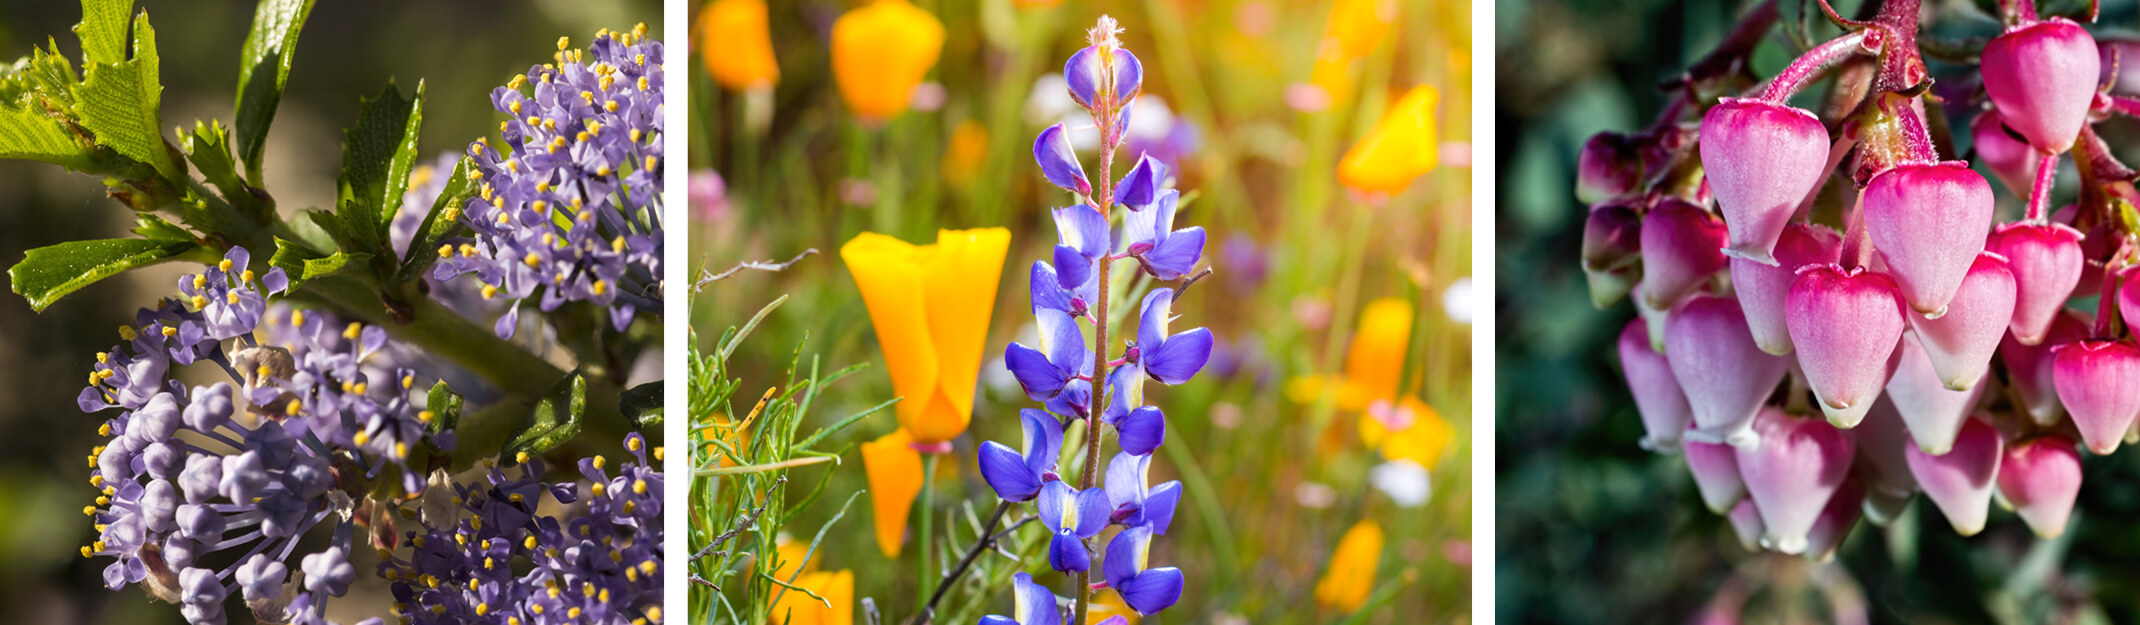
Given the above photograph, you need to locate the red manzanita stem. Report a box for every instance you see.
[2099,94,2140,120]
[1759,30,1875,103]
[1841,185,1874,270]
[2029,150,2058,223]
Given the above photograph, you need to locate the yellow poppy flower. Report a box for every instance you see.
[1361,396,1453,467]
[768,534,815,580]
[700,0,780,91]
[767,568,854,625]
[1284,297,1415,412]
[1338,85,1439,196]
[941,120,989,188]
[860,428,924,558]
[831,0,945,122]
[1315,520,1385,612]
[840,228,1011,446]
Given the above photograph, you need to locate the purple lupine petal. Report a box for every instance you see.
[1045,378,1092,420]
[1140,226,1205,281]
[1012,572,1062,625]
[1048,532,1091,573]
[1066,47,1104,109]
[1104,525,1153,590]
[1020,408,1064,475]
[1105,450,1150,512]
[1142,327,1213,385]
[1143,481,1182,535]
[1113,154,1168,210]
[1117,567,1184,615]
[1054,205,1111,260]
[1006,342,1069,402]
[981,617,1021,625]
[1055,244,1094,295]
[1099,363,1143,425]
[1034,124,1091,196]
[1074,485,1112,537]
[1038,480,1077,533]
[1037,308,1088,375]
[1138,288,1176,350]
[1030,261,1078,315]
[980,441,1042,501]
[1115,49,1144,102]
[1116,406,1166,455]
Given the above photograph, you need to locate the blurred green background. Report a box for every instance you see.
[693,0,1472,622]
[1496,1,2140,623]
[0,1,656,623]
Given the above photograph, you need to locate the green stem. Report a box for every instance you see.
[299,276,565,397]
[918,453,940,610]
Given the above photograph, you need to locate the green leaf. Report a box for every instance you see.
[424,380,462,435]
[0,107,94,170]
[182,119,251,208]
[335,81,424,255]
[9,237,196,312]
[267,236,324,289]
[620,381,662,429]
[301,251,372,282]
[74,0,132,67]
[506,373,585,461]
[72,12,178,179]
[396,156,472,284]
[234,0,314,182]
[130,214,192,242]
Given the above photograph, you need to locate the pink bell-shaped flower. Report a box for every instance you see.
[1726,498,1764,551]
[1987,222,2085,345]
[1666,295,1792,446]
[1639,200,1728,310]
[1684,431,1745,514]
[1803,478,1864,562]
[1996,436,2083,538]
[1904,252,2016,390]
[1981,18,2101,153]
[1886,334,1987,455]
[1999,310,2091,425]
[2120,267,2140,333]
[1970,110,2043,196]
[1733,223,1842,355]
[1734,406,1855,555]
[1583,201,1645,308]
[1618,319,1692,451]
[1861,162,1995,317]
[1699,98,1834,265]
[2052,339,2140,455]
[1852,397,1918,525]
[1902,416,2002,536]
[1577,132,1642,204]
[1785,264,1906,427]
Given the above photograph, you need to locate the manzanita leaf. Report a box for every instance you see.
[334,81,424,257]
[72,12,181,180]
[8,237,197,312]
[234,0,315,182]
[506,373,586,459]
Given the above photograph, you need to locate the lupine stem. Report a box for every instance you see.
[1072,29,1126,623]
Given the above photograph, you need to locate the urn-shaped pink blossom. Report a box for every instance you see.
[1786,265,1907,427]
[1733,223,1842,355]
[1987,222,2085,345]
[1970,110,2043,196]
[1905,252,2016,390]
[2120,267,2140,333]
[1886,334,1987,455]
[1803,478,1864,562]
[1577,132,1642,204]
[1699,98,1834,265]
[1999,310,2091,425]
[1852,397,1918,525]
[1861,162,1995,317]
[1619,319,1692,451]
[1982,19,2102,153]
[1734,407,1855,555]
[1903,417,2003,536]
[1684,432,1746,514]
[1666,295,1792,446]
[1726,498,1764,551]
[1997,436,2083,538]
[1583,202,1645,308]
[2052,339,2140,455]
[1640,200,1729,310]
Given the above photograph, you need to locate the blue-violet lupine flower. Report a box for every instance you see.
[1112,153,1167,210]
[1103,451,1181,534]
[1102,526,1186,615]
[1131,288,1213,385]
[1065,46,1142,111]
[1037,481,1110,573]
[1034,124,1090,196]
[980,572,1084,625]
[978,409,1064,501]
[1124,189,1206,281]
[1005,308,1090,404]
[434,26,665,338]
[1050,205,1110,306]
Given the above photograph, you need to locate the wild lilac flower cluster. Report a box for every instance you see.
[382,433,664,624]
[983,17,1210,622]
[435,26,665,338]
[80,247,439,625]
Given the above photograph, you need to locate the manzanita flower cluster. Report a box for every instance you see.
[981,16,1212,623]
[1585,0,2140,558]
[440,26,666,338]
